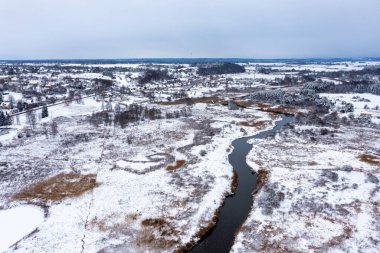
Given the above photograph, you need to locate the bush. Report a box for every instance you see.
[200,150,207,157]
[250,89,333,110]
[367,174,379,184]
[257,185,285,215]
[302,81,334,92]
[321,170,338,182]
[339,103,354,113]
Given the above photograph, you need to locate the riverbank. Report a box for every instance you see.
[1,102,275,253]
[188,116,293,253]
[231,119,380,252]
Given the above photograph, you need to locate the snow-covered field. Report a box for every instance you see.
[231,118,380,252]
[321,93,380,123]
[1,60,380,253]
[0,97,274,252]
[0,206,44,252]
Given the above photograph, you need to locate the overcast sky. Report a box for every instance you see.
[0,0,379,59]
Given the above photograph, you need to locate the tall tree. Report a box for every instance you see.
[0,111,5,126]
[41,105,49,118]
[51,121,58,136]
[26,110,37,129]
[17,100,23,112]
[8,95,14,109]
[5,114,13,125]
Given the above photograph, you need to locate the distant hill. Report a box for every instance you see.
[196,62,246,76]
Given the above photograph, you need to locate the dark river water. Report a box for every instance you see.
[188,115,294,253]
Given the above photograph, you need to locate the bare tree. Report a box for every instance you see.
[16,114,20,125]
[26,110,37,129]
[114,103,121,114]
[106,101,113,111]
[41,123,49,138]
[51,121,58,137]
[8,95,15,108]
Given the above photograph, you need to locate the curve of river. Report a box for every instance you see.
[188,115,294,253]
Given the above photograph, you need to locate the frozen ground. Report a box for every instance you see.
[0,98,274,252]
[231,118,380,253]
[1,60,380,253]
[321,93,380,124]
[0,206,44,252]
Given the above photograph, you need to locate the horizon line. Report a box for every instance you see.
[1,56,380,63]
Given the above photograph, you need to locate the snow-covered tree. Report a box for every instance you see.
[41,105,49,118]
[51,121,58,136]
[0,111,5,126]
[26,110,37,129]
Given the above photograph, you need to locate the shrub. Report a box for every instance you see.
[200,150,207,157]
[321,170,338,182]
[257,185,285,215]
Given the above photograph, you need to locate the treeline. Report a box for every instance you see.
[89,103,192,128]
[250,89,332,110]
[270,75,316,86]
[138,69,171,85]
[196,62,245,76]
[302,81,380,95]
[320,67,380,79]
[0,111,12,126]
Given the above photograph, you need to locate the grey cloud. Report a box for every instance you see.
[0,0,379,59]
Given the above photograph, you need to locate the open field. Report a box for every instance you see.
[1,60,380,252]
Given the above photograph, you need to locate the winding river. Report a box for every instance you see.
[188,115,294,253]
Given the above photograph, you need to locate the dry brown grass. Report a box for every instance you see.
[14,173,98,202]
[174,209,220,253]
[262,106,298,115]
[136,218,180,249]
[251,224,301,253]
[358,154,380,167]
[239,120,270,129]
[254,168,269,194]
[233,100,258,108]
[308,161,319,166]
[90,213,139,233]
[324,226,352,249]
[231,170,238,193]
[166,160,186,171]
[234,100,298,115]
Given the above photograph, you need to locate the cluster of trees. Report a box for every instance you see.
[294,107,374,129]
[257,67,273,74]
[172,90,188,99]
[338,102,354,113]
[196,62,245,76]
[138,69,171,85]
[165,107,192,119]
[0,104,50,128]
[250,89,333,110]
[302,81,334,92]
[89,103,192,128]
[320,67,380,79]
[330,83,380,95]
[41,106,49,118]
[302,81,380,95]
[93,78,114,93]
[270,75,316,86]
[0,111,12,126]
